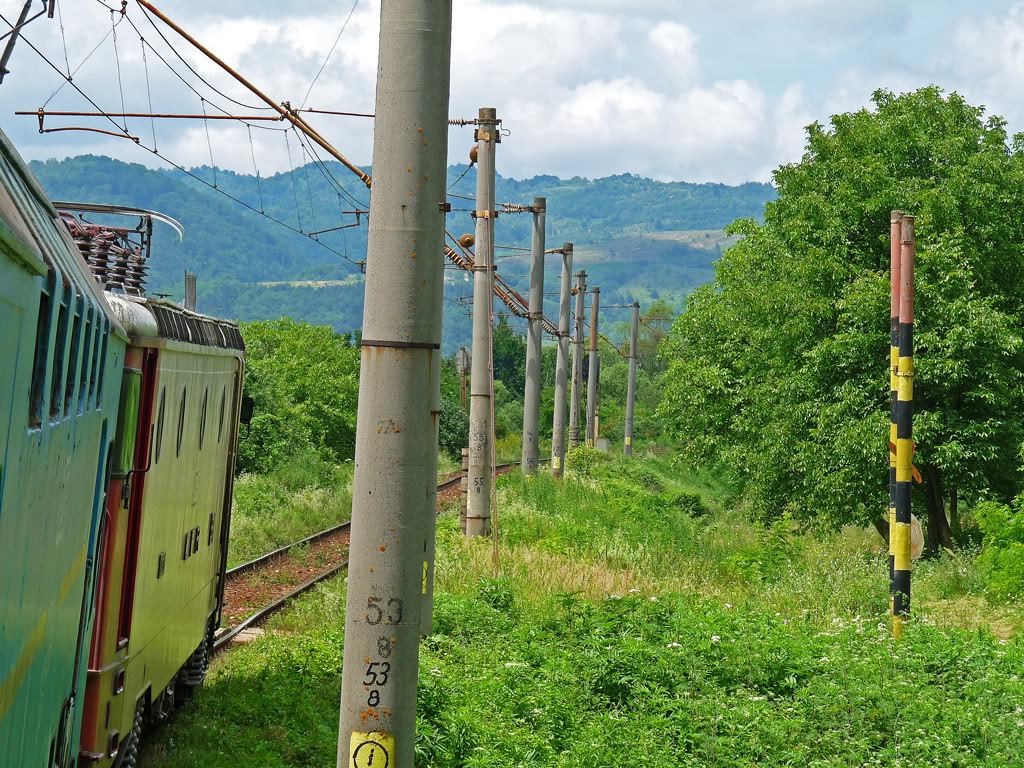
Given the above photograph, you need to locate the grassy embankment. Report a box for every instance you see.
[148,450,1023,767]
[226,451,475,568]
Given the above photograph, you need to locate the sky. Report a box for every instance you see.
[2,0,1024,186]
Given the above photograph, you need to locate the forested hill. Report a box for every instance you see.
[29,154,774,350]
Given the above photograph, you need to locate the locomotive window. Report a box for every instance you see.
[176,386,187,458]
[78,307,93,414]
[49,284,71,422]
[155,386,166,463]
[63,296,83,420]
[217,385,226,443]
[199,386,208,450]
[28,270,55,428]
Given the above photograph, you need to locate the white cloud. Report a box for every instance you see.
[4,0,1015,190]
[949,4,1024,125]
[648,22,699,86]
[766,82,812,177]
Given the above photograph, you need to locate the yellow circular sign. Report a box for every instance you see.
[351,739,391,768]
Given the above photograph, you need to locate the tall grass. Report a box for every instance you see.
[228,454,353,567]
[144,453,1024,768]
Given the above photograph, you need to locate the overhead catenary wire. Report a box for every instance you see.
[284,129,303,231]
[200,99,216,186]
[299,0,359,110]
[42,17,115,106]
[55,0,71,76]
[135,0,274,112]
[247,126,264,212]
[1,17,366,271]
[291,127,368,210]
[135,0,371,187]
[301,139,318,235]
[141,37,157,148]
[110,8,127,131]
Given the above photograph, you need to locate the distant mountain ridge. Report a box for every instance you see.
[29,154,775,351]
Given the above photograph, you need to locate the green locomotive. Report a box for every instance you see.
[0,127,247,767]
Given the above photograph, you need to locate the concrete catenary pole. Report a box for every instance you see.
[624,301,640,456]
[467,107,498,537]
[551,243,573,477]
[893,214,915,639]
[335,3,452,766]
[521,197,546,475]
[888,210,902,614]
[585,287,600,445]
[568,269,586,446]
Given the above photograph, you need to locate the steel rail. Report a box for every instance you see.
[213,460,545,653]
[213,561,348,651]
[225,520,352,579]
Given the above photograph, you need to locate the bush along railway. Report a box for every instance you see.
[0,124,251,768]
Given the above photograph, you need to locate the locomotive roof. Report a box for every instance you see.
[0,127,127,341]
[105,292,245,355]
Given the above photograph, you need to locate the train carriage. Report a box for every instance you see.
[57,206,246,767]
[0,130,128,768]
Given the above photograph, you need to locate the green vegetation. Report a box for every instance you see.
[975,491,1024,602]
[657,88,1024,557]
[144,454,1023,767]
[238,319,360,475]
[228,456,353,568]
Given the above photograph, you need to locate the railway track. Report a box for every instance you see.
[213,459,543,653]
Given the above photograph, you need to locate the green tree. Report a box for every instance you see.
[658,88,1024,552]
[439,357,469,458]
[239,319,360,473]
[492,314,527,396]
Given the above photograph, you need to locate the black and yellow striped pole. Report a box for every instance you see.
[892,214,915,638]
[888,210,902,612]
